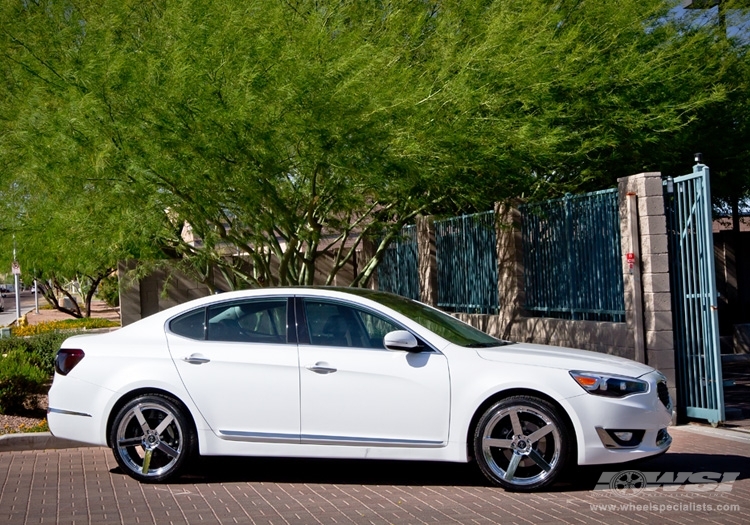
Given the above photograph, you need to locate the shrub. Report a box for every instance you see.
[0,351,48,414]
[97,275,120,307]
[12,318,119,338]
[0,332,71,376]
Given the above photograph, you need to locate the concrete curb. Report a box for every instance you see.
[0,432,101,452]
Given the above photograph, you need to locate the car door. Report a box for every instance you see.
[297,297,450,447]
[166,297,300,443]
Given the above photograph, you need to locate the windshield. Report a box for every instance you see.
[344,289,509,348]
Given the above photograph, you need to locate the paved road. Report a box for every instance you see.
[0,292,40,327]
[0,426,748,524]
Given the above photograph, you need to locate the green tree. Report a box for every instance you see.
[0,0,736,293]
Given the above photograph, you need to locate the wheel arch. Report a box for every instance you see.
[465,388,578,464]
[105,387,198,448]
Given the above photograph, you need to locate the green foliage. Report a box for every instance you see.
[97,275,120,308]
[0,0,747,289]
[0,332,70,376]
[0,351,48,414]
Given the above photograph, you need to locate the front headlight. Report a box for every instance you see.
[569,371,649,398]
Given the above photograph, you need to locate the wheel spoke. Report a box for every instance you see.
[484,438,513,449]
[156,441,179,459]
[117,437,142,447]
[526,423,553,444]
[509,409,523,436]
[154,414,174,436]
[133,406,151,433]
[142,448,153,474]
[528,448,552,472]
[504,452,522,481]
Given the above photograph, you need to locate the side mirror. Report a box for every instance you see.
[383,330,422,352]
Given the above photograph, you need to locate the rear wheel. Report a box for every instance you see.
[109,394,195,483]
[473,395,571,491]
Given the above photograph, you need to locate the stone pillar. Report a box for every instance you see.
[617,172,676,412]
[416,215,438,307]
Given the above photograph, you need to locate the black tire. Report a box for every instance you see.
[473,395,571,491]
[109,394,196,483]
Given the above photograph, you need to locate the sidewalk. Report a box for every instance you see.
[22,299,121,326]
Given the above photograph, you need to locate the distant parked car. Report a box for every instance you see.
[48,288,672,491]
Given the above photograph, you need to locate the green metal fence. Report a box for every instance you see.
[377,224,420,300]
[520,189,625,322]
[435,211,499,314]
[665,164,724,424]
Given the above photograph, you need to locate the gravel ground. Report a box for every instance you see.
[0,394,48,435]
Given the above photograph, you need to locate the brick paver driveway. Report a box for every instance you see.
[1,426,748,524]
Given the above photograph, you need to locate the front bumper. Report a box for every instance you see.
[569,371,673,465]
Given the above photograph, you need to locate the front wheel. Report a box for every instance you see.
[109,394,195,483]
[473,395,571,491]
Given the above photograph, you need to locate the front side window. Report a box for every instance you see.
[341,288,508,347]
[207,300,287,343]
[304,299,402,349]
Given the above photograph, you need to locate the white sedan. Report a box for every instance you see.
[48,287,672,491]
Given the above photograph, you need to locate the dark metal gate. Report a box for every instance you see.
[665,161,725,424]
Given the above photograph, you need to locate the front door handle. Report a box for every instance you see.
[306,362,337,374]
[183,354,210,365]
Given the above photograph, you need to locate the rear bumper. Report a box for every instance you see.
[47,376,112,447]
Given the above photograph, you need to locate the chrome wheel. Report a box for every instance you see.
[110,395,194,482]
[474,396,570,491]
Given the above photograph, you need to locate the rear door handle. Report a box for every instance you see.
[183,354,211,365]
[306,362,337,374]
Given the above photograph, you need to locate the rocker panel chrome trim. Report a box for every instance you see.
[217,430,445,448]
[217,431,300,444]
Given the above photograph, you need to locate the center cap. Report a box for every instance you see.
[511,435,532,454]
[143,431,160,448]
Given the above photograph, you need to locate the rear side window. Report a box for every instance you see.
[207,300,287,344]
[169,309,206,340]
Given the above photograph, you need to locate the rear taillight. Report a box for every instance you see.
[55,349,85,376]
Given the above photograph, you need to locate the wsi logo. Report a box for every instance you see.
[596,470,740,495]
